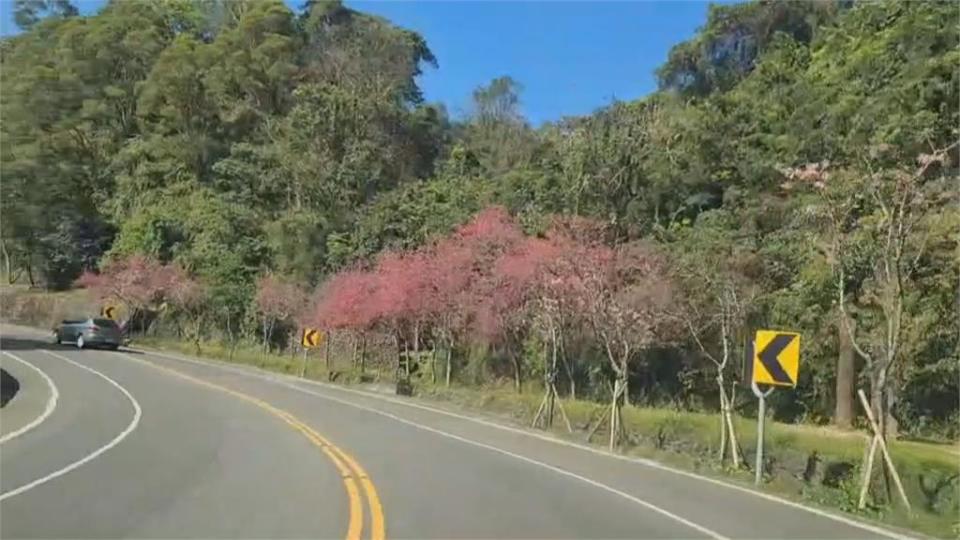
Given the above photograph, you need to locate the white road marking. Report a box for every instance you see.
[280,376,728,539]
[136,346,914,540]
[0,352,59,444]
[125,350,723,539]
[0,350,142,502]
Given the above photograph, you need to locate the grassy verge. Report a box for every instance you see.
[130,335,958,538]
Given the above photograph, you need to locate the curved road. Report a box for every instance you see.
[0,327,910,539]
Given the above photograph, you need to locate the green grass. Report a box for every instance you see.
[416,381,955,465]
[413,383,959,538]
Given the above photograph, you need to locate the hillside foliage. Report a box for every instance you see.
[2,0,957,444]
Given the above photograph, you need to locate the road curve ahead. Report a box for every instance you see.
[0,327,910,539]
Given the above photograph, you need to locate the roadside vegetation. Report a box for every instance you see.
[1,0,957,536]
[2,286,958,536]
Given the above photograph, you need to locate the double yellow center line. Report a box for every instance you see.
[120,353,384,540]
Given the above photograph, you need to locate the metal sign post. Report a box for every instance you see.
[299,328,324,378]
[748,330,801,486]
[751,379,774,485]
[300,347,308,378]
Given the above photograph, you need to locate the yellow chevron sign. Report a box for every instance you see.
[301,328,323,348]
[752,330,800,387]
[101,305,119,321]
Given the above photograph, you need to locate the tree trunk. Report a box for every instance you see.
[262,318,270,352]
[550,326,559,374]
[545,336,557,428]
[866,381,893,503]
[718,385,728,461]
[512,355,522,394]
[324,333,331,372]
[445,345,452,387]
[359,335,366,374]
[870,380,885,440]
[269,319,277,352]
[726,380,742,467]
[193,318,202,355]
[835,313,855,429]
[268,319,276,351]
[884,385,899,438]
[226,312,237,361]
[399,332,409,378]
[622,375,630,407]
[1,239,10,283]
[558,330,576,399]
[717,375,742,467]
[609,374,626,451]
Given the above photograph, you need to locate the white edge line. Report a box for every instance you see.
[0,350,142,501]
[119,348,725,540]
[282,373,728,539]
[134,346,918,540]
[0,352,59,444]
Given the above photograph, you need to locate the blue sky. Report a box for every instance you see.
[0,1,716,124]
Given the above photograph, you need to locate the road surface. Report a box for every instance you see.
[0,326,910,539]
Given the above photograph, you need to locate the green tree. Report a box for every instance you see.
[13,0,77,30]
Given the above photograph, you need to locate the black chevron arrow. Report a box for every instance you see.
[758,334,795,384]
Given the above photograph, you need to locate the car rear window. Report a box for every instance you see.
[93,319,119,328]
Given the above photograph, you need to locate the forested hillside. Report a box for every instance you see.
[1,0,957,446]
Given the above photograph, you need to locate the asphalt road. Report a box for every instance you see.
[0,326,912,539]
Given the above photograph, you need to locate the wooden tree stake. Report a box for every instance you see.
[857,389,911,513]
[858,435,879,510]
[532,381,574,433]
[586,405,610,442]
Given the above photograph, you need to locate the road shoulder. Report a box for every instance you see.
[0,351,57,442]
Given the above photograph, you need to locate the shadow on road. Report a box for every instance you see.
[0,335,142,354]
[1,368,20,407]
[0,336,56,351]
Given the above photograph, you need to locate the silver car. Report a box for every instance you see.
[54,318,122,350]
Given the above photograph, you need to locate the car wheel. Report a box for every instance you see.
[76,335,85,350]
[108,345,119,351]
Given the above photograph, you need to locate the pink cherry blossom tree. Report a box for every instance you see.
[370,249,435,377]
[419,238,474,385]
[538,217,615,399]
[76,255,190,334]
[484,235,559,393]
[76,255,170,310]
[300,207,673,407]
[580,240,674,450]
[254,274,305,352]
[165,266,208,353]
[446,207,529,390]
[308,268,381,372]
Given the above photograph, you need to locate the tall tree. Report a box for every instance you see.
[13,0,77,30]
[461,76,538,176]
